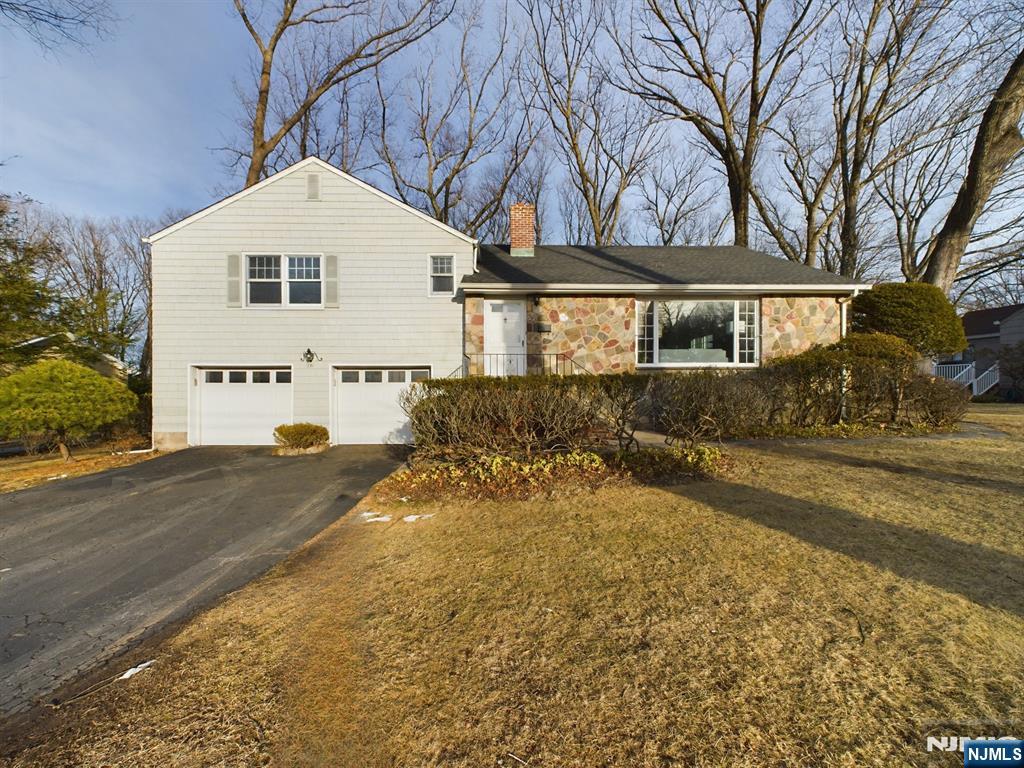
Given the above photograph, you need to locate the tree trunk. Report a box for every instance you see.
[58,439,74,463]
[726,168,750,247]
[922,46,1024,292]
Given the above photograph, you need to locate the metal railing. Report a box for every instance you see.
[972,363,1000,396]
[450,353,590,378]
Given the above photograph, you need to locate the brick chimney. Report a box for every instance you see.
[509,202,536,257]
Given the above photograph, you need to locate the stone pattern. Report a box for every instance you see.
[463,295,635,374]
[760,296,842,360]
[530,297,635,373]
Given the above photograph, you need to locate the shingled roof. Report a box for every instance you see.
[961,304,1024,338]
[465,244,869,292]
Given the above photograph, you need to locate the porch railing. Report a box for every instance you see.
[932,361,1001,396]
[972,363,1000,396]
[934,362,974,387]
[449,353,590,378]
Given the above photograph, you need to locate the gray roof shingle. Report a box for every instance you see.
[464,244,867,289]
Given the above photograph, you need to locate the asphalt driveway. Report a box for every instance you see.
[0,446,398,716]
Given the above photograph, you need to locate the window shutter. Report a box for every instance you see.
[324,254,339,308]
[227,253,242,307]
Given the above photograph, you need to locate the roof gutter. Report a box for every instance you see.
[462,282,872,295]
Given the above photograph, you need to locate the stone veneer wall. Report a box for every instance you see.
[465,294,844,371]
[760,296,843,360]
[464,296,636,374]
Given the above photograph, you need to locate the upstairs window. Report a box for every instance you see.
[429,254,455,296]
[247,254,322,307]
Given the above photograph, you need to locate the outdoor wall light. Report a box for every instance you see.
[301,348,322,363]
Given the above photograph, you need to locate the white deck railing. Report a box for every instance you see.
[972,363,1000,396]
[934,363,974,386]
[932,361,1001,396]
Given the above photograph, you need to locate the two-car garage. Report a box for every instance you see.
[192,365,429,446]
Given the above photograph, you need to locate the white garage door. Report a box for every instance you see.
[197,368,292,445]
[334,367,430,445]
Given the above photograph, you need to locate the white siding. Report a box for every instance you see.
[151,165,474,448]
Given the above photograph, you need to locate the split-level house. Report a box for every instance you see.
[145,157,870,449]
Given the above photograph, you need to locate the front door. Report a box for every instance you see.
[483,300,527,375]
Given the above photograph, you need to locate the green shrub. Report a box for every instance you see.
[0,360,138,461]
[273,422,329,449]
[851,283,966,357]
[374,446,726,502]
[611,445,724,481]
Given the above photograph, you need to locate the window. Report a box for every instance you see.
[275,370,292,384]
[252,371,271,383]
[228,370,247,383]
[246,254,322,307]
[410,369,430,382]
[364,370,383,383]
[637,299,758,366]
[340,370,359,383]
[205,370,223,383]
[388,370,406,383]
[429,254,455,296]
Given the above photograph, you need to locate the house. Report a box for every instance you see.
[959,304,1024,369]
[7,333,126,379]
[958,303,1024,393]
[145,157,870,449]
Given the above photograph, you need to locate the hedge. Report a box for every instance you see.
[402,333,969,457]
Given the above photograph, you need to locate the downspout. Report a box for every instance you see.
[838,289,860,338]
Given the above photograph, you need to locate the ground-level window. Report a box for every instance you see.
[247,254,322,307]
[636,299,759,366]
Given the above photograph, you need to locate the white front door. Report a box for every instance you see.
[483,300,527,375]
[196,367,292,445]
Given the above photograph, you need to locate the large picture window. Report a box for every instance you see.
[247,254,322,307]
[637,299,758,366]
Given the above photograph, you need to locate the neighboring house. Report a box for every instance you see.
[145,157,870,449]
[8,333,125,379]
[957,303,1024,392]
[959,304,1024,369]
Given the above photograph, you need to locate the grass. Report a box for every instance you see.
[3,405,1023,767]
[0,446,156,494]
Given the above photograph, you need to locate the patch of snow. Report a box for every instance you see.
[118,660,155,680]
[364,515,392,523]
[402,514,435,523]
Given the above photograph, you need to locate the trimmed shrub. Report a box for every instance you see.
[274,422,329,449]
[851,283,966,357]
[401,376,608,458]
[904,375,970,427]
[403,332,968,458]
[0,360,138,461]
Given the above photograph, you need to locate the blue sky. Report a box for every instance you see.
[0,1,250,220]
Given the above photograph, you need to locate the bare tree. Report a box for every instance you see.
[0,0,113,48]
[617,0,831,248]
[374,4,539,237]
[521,0,661,246]
[922,45,1024,291]
[476,141,554,243]
[638,149,722,245]
[230,0,451,187]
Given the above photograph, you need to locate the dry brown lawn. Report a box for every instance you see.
[3,405,1023,767]
[0,447,156,494]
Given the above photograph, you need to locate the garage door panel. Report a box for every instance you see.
[334,367,427,445]
[198,368,291,445]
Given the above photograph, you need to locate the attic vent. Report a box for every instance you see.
[306,173,320,201]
